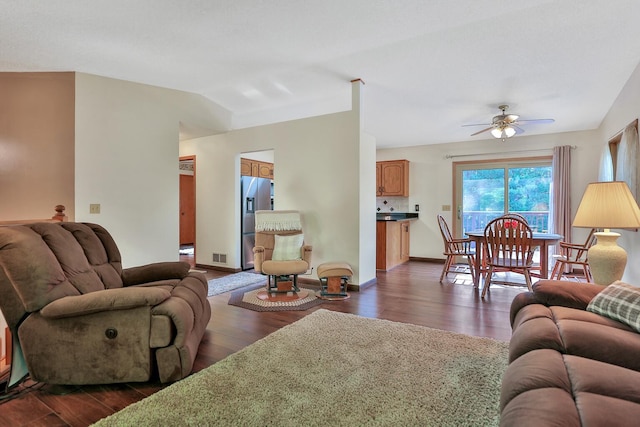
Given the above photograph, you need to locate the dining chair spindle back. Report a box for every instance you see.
[482,215,535,298]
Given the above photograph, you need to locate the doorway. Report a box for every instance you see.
[179,156,196,266]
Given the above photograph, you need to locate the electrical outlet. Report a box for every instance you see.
[89,204,101,214]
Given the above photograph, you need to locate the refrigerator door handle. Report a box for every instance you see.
[246,197,255,213]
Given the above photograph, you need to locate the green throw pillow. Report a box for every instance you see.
[587,281,640,332]
[272,234,304,261]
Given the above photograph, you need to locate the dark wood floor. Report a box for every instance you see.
[0,260,524,427]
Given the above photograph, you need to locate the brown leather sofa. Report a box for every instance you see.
[0,222,211,385]
[500,280,640,426]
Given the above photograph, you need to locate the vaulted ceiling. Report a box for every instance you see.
[3,0,640,148]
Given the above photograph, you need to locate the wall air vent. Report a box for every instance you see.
[212,253,227,264]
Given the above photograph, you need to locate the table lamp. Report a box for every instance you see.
[572,181,640,285]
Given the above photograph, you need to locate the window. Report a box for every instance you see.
[601,120,638,199]
[453,157,552,236]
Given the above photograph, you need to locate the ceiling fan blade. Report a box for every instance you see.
[515,118,555,124]
[470,126,494,136]
[462,122,491,127]
[513,124,526,135]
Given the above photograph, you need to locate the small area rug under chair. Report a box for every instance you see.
[207,272,266,297]
[93,309,509,426]
[227,283,324,312]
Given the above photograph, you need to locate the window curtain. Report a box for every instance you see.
[598,143,614,182]
[616,123,639,199]
[551,145,572,243]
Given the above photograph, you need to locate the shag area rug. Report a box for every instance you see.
[207,272,266,297]
[227,284,323,311]
[93,310,509,427]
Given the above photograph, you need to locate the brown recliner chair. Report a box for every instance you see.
[0,222,211,386]
[252,210,312,292]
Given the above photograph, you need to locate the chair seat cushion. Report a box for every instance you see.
[262,259,308,275]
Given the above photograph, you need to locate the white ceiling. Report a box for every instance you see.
[3,0,640,148]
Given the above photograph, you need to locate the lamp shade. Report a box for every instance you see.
[572,181,640,229]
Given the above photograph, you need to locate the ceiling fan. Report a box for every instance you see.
[463,105,555,140]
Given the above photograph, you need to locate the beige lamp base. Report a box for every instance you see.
[588,231,627,285]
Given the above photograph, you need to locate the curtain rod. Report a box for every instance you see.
[608,118,638,142]
[444,145,577,159]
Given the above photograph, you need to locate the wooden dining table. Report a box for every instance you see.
[465,231,563,287]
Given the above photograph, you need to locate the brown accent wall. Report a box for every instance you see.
[0,72,75,221]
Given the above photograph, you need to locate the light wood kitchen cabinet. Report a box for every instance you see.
[241,158,274,179]
[256,162,273,179]
[376,160,409,196]
[376,219,411,270]
[400,221,410,262]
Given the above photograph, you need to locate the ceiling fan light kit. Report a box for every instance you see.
[464,104,555,141]
[490,125,516,139]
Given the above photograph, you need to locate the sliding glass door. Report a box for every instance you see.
[453,158,552,237]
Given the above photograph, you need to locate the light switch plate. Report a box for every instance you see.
[442,205,451,211]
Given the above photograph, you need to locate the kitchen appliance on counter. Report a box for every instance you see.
[241,175,273,270]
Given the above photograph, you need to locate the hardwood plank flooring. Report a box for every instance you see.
[0,261,524,426]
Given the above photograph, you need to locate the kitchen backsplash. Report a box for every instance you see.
[376,197,410,212]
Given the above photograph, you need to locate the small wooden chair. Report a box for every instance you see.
[482,215,535,298]
[437,215,476,284]
[550,229,596,283]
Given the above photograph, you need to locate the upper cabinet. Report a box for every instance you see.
[376,160,409,196]
[241,158,274,179]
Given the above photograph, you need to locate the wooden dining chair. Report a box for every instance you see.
[550,228,597,283]
[503,212,528,223]
[482,215,535,298]
[437,215,476,284]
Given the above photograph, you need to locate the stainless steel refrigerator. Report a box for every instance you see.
[241,175,273,270]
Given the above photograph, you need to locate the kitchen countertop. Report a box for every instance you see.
[376,212,419,221]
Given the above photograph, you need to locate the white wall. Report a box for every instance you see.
[180,82,376,286]
[598,60,640,284]
[377,129,601,264]
[75,73,230,267]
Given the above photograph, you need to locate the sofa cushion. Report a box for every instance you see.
[30,222,108,293]
[500,349,640,426]
[272,233,304,260]
[509,304,640,370]
[587,281,640,332]
[0,226,80,314]
[60,222,124,288]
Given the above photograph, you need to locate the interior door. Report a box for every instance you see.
[180,174,195,245]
